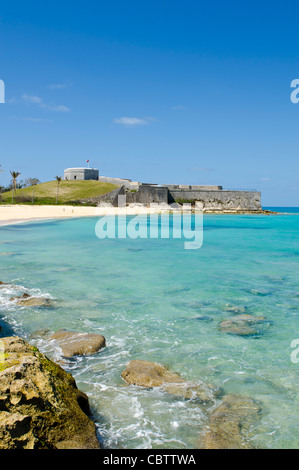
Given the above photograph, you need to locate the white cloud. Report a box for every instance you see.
[48,81,73,90]
[7,97,18,104]
[22,94,43,104]
[22,94,70,112]
[114,117,148,126]
[41,103,70,112]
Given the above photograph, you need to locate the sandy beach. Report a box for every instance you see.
[0,204,178,226]
[0,204,275,226]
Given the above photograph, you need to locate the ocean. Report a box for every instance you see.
[0,209,298,449]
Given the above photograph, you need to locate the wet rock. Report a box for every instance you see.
[219,314,271,336]
[9,293,30,301]
[49,330,106,358]
[199,394,262,449]
[30,328,52,339]
[121,360,221,404]
[0,336,100,449]
[9,294,53,307]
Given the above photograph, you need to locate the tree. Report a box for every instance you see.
[55,176,62,204]
[23,178,41,204]
[31,179,40,204]
[10,171,21,204]
[24,178,41,188]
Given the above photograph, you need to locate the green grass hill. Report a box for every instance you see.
[0,180,119,205]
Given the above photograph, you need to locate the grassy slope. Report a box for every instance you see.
[0,180,119,204]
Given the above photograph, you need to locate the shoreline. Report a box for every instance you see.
[0,204,278,227]
[0,212,297,449]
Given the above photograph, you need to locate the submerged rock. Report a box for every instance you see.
[0,252,17,257]
[219,314,271,336]
[224,304,247,314]
[49,330,106,358]
[30,328,52,339]
[193,315,212,322]
[198,394,262,449]
[250,289,271,296]
[0,336,100,449]
[121,360,221,404]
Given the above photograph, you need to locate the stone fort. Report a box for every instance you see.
[64,167,262,211]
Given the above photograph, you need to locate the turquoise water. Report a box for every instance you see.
[264,207,299,214]
[0,212,298,449]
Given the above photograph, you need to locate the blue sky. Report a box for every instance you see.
[0,1,299,206]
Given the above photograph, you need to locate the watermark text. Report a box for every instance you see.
[95,199,203,249]
[0,79,5,103]
[290,79,299,103]
[290,339,299,363]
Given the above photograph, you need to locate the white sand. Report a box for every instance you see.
[0,204,176,226]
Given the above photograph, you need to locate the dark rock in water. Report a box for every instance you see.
[193,315,213,322]
[219,314,271,336]
[187,301,206,309]
[166,287,191,294]
[0,281,6,286]
[49,330,106,358]
[121,359,221,404]
[0,336,100,449]
[198,394,262,449]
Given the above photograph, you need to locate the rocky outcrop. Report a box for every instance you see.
[9,293,53,307]
[121,360,221,404]
[219,314,271,336]
[199,394,262,449]
[0,336,100,449]
[49,330,106,358]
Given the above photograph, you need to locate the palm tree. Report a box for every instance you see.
[10,171,21,204]
[55,176,62,204]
